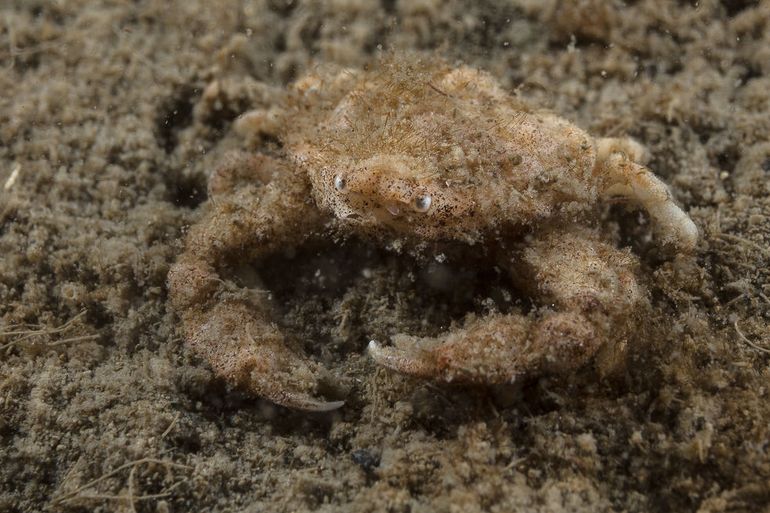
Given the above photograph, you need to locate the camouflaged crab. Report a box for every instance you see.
[167,56,698,411]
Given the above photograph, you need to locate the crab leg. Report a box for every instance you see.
[168,155,343,411]
[595,139,698,251]
[368,314,539,383]
[369,228,646,383]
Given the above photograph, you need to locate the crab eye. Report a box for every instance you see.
[334,175,347,192]
[413,194,432,213]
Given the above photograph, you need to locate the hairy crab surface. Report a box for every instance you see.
[168,57,697,410]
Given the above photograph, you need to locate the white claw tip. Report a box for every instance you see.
[313,400,346,412]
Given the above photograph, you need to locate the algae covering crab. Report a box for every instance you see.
[167,56,698,411]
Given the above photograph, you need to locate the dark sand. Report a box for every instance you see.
[1,1,769,512]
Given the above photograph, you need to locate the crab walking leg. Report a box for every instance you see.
[596,150,698,251]
[369,228,646,382]
[207,152,285,199]
[168,157,343,411]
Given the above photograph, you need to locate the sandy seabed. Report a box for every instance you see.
[1,1,770,512]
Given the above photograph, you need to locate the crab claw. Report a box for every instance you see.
[367,313,537,384]
[185,301,345,412]
[368,339,441,379]
[368,310,603,384]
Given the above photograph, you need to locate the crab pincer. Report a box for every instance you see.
[168,155,343,411]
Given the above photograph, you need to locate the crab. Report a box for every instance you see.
[167,57,698,411]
